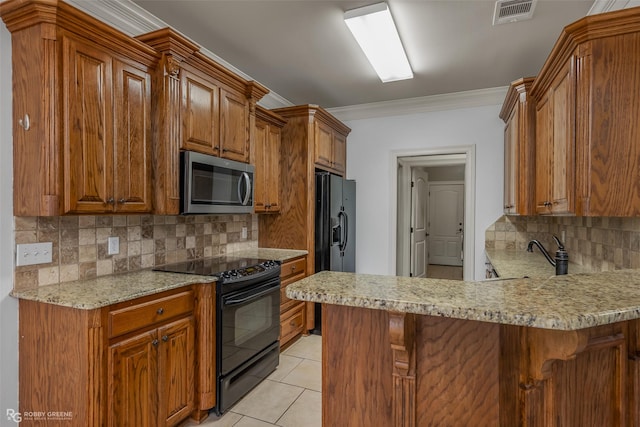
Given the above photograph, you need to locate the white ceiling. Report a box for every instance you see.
[129,0,599,109]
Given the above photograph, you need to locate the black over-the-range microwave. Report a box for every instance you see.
[181,151,254,214]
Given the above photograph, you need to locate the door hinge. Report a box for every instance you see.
[409,272,413,277]
[410,227,414,233]
[411,181,414,188]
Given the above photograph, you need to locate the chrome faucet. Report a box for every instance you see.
[526,235,569,275]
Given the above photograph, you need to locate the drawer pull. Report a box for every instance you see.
[162,335,169,342]
[290,320,297,327]
[152,339,159,347]
[157,308,164,315]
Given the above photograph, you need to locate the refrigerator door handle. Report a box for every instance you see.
[339,211,348,253]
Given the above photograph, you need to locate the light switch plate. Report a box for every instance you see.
[16,242,53,266]
[241,227,247,239]
[108,236,119,255]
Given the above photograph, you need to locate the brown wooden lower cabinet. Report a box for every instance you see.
[108,316,195,427]
[279,256,307,349]
[323,303,640,427]
[280,303,306,348]
[17,285,215,426]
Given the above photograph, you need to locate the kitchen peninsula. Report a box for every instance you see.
[287,270,640,426]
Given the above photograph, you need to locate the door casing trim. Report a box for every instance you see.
[393,146,476,280]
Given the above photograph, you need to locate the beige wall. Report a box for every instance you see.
[14,214,258,290]
[486,215,640,272]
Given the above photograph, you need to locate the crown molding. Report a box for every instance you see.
[327,86,509,122]
[257,91,294,109]
[65,0,292,109]
[64,0,164,35]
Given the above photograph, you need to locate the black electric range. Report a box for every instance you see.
[154,255,282,415]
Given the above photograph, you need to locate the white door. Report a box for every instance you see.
[428,183,464,266]
[410,168,428,277]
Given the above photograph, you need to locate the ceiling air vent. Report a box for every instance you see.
[493,0,537,25]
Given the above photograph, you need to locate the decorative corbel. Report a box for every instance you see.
[389,312,416,427]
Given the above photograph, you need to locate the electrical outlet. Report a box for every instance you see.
[241,227,247,239]
[16,242,53,266]
[108,236,119,255]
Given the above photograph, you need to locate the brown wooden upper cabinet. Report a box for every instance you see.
[254,107,286,213]
[499,77,535,216]
[314,120,347,175]
[1,0,159,216]
[533,59,575,215]
[181,70,220,155]
[137,28,268,215]
[529,7,640,216]
[181,73,250,163]
[220,88,251,163]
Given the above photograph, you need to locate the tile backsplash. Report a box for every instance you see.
[485,215,640,272]
[14,214,258,290]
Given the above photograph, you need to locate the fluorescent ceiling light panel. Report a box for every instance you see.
[344,2,413,83]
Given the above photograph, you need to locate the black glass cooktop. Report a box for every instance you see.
[153,255,273,276]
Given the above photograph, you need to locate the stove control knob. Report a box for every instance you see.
[230,270,238,276]
[222,273,231,279]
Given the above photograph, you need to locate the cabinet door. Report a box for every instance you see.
[549,62,575,215]
[109,330,158,427]
[266,125,282,212]
[220,88,250,162]
[314,121,334,169]
[182,71,219,155]
[332,132,347,174]
[113,60,153,213]
[253,119,269,213]
[535,94,552,214]
[503,107,518,214]
[534,65,575,216]
[63,36,114,213]
[158,316,196,427]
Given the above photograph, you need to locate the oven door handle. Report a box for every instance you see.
[223,283,279,306]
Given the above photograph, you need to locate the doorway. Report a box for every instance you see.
[394,147,475,280]
[428,182,464,267]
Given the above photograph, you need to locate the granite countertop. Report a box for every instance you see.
[485,248,592,279]
[11,247,308,309]
[230,248,308,262]
[286,269,640,331]
[10,270,216,310]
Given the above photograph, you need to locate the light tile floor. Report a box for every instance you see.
[181,334,322,427]
[427,264,463,280]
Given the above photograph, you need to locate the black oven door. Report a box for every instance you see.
[218,277,280,376]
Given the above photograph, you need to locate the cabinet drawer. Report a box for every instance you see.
[280,303,305,345]
[280,257,306,286]
[280,282,299,313]
[109,290,195,338]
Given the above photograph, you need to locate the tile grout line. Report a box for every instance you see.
[273,338,322,427]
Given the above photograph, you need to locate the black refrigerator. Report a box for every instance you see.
[314,171,356,333]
